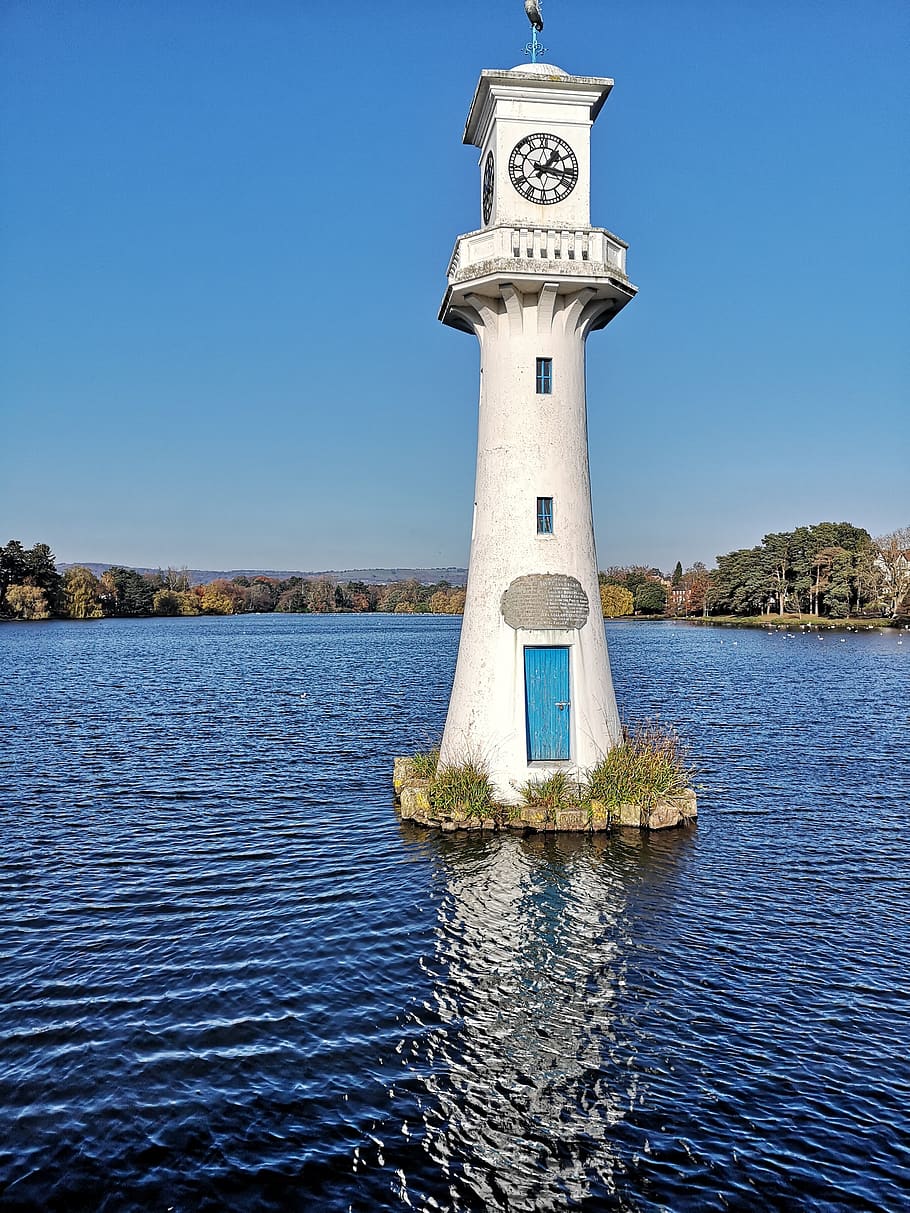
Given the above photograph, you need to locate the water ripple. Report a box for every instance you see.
[0,616,908,1210]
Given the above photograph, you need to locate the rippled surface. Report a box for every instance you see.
[1,615,908,1210]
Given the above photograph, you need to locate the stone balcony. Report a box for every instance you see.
[440,223,636,331]
[446,224,629,284]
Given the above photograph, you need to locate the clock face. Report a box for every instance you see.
[482,151,494,225]
[508,133,578,205]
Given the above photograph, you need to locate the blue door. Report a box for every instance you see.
[524,646,571,761]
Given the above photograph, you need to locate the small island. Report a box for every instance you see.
[394,724,697,834]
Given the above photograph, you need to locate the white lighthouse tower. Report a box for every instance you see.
[438,37,637,803]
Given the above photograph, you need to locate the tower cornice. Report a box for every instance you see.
[464,69,614,149]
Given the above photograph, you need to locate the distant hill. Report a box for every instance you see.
[56,562,468,587]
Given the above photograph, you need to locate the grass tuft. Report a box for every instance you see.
[519,770,581,812]
[587,722,692,811]
[409,748,439,781]
[430,758,495,818]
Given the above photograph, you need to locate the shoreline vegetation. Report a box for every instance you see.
[394,723,698,834]
[2,520,908,627]
[679,615,896,631]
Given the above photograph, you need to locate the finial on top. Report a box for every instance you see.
[525,0,544,32]
[523,0,547,62]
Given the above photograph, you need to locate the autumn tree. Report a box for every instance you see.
[308,578,337,613]
[377,579,421,613]
[429,587,466,614]
[247,578,280,612]
[600,583,634,617]
[276,583,309,613]
[153,589,181,615]
[199,580,238,614]
[176,591,201,615]
[64,566,103,619]
[5,585,51,620]
[1,540,62,614]
[340,581,377,612]
[682,563,713,617]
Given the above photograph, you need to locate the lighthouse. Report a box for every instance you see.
[437,40,637,803]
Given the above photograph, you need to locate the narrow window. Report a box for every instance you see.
[537,497,554,534]
[536,357,553,394]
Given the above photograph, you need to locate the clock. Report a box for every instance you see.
[508,133,578,205]
[482,151,494,225]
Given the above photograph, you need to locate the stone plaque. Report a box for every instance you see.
[501,574,589,631]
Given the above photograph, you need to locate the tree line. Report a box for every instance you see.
[2,521,907,623]
[705,522,909,620]
[597,521,909,621]
[0,543,466,620]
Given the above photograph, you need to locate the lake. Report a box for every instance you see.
[1,615,908,1211]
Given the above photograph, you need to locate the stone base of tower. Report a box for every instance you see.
[392,758,698,832]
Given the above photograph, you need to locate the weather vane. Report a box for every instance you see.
[524,0,547,63]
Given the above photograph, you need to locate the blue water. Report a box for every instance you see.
[1,615,908,1211]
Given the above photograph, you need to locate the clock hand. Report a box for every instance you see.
[535,164,571,182]
[530,151,560,179]
[526,147,562,174]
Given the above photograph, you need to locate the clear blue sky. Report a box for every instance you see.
[2,0,907,573]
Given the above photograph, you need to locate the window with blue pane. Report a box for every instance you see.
[537,497,554,534]
[536,357,553,394]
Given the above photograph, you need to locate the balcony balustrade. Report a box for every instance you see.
[447,224,628,283]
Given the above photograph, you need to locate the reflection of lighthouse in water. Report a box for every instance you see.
[407,835,634,1210]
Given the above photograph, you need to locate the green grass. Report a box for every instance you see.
[429,758,495,818]
[684,614,891,630]
[519,770,581,812]
[409,748,439,780]
[587,722,692,811]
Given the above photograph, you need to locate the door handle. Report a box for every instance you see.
[555,701,570,710]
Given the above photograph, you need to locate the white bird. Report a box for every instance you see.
[525,0,544,32]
